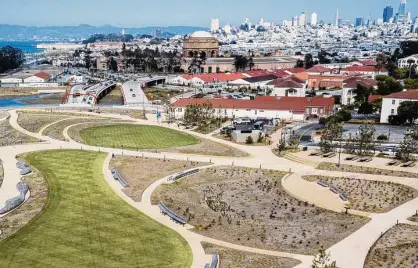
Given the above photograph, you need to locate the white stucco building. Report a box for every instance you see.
[380,90,418,123]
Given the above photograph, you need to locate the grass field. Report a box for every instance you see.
[0,150,192,268]
[79,124,199,149]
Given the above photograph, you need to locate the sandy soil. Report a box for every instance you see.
[152,166,369,255]
[0,120,38,146]
[201,242,301,268]
[364,224,418,268]
[0,167,48,241]
[157,138,249,157]
[409,214,418,222]
[17,112,70,133]
[110,155,209,202]
[303,175,417,213]
[317,162,418,179]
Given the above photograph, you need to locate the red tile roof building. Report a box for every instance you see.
[380,90,418,123]
[171,96,334,121]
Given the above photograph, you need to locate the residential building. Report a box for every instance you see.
[397,54,418,68]
[341,77,378,105]
[171,96,335,121]
[267,76,307,97]
[380,90,418,123]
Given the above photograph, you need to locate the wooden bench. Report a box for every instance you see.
[387,160,400,166]
[323,152,336,158]
[401,161,416,168]
[168,168,199,182]
[317,180,329,187]
[309,151,322,156]
[358,157,372,162]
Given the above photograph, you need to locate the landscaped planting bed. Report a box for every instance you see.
[17,111,69,133]
[0,150,192,268]
[0,164,48,241]
[42,118,108,140]
[201,242,301,268]
[0,121,38,146]
[110,155,208,202]
[364,224,418,268]
[152,166,369,255]
[317,162,418,178]
[409,214,418,222]
[303,175,417,213]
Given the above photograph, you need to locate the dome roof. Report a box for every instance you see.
[190,31,214,38]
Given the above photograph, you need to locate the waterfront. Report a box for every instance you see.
[0,41,45,53]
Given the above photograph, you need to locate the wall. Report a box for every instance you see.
[232,130,263,143]
[380,98,401,123]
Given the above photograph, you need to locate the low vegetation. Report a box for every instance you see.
[201,242,301,268]
[0,120,38,146]
[110,155,208,202]
[364,224,418,268]
[303,175,417,213]
[152,166,369,254]
[17,111,69,133]
[317,162,418,178]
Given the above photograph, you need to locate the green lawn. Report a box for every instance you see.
[0,150,192,268]
[79,124,199,149]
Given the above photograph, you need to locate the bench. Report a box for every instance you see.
[330,186,339,194]
[0,181,29,215]
[339,193,348,201]
[323,152,336,158]
[168,168,200,182]
[387,160,400,166]
[401,161,416,168]
[209,253,219,268]
[345,155,360,161]
[16,161,28,169]
[111,169,129,187]
[309,151,322,156]
[358,157,372,162]
[158,202,187,225]
[20,167,32,176]
[317,180,329,187]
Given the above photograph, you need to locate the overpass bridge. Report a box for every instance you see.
[64,80,116,105]
[121,76,166,106]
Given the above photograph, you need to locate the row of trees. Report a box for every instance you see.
[319,120,417,161]
[82,33,134,44]
[0,46,25,73]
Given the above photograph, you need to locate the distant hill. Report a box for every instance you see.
[0,24,208,40]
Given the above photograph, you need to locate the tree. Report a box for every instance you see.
[248,56,255,71]
[353,84,373,103]
[397,101,418,124]
[318,50,331,64]
[311,246,339,268]
[393,68,408,79]
[396,134,417,162]
[0,46,25,73]
[399,41,418,58]
[356,123,376,156]
[107,57,118,72]
[295,59,304,68]
[358,102,374,114]
[304,54,314,69]
[403,78,418,89]
[233,55,249,72]
[319,118,342,153]
[377,77,403,95]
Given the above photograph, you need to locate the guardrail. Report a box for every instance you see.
[111,169,129,188]
[158,202,187,225]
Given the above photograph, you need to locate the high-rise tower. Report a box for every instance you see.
[335,8,339,27]
[398,0,407,17]
[311,13,318,26]
[383,6,394,23]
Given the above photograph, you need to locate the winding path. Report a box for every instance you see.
[0,108,417,268]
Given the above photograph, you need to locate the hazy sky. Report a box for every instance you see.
[1,0,416,27]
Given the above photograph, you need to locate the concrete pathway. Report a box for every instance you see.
[1,108,418,268]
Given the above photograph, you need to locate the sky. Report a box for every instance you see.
[1,0,416,27]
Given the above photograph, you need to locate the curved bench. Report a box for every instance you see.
[158,202,187,225]
[0,181,29,215]
[111,169,129,188]
[168,168,200,182]
[204,253,219,268]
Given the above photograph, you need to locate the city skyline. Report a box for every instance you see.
[0,0,416,28]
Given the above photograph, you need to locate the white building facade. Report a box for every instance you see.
[380,90,418,123]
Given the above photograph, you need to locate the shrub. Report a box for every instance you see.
[245,136,254,144]
[377,134,388,141]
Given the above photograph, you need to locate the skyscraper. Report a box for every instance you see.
[398,0,407,17]
[311,12,318,26]
[210,18,220,32]
[335,8,339,27]
[355,18,364,27]
[383,6,394,23]
[299,12,307,26]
